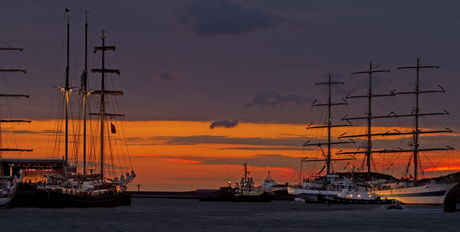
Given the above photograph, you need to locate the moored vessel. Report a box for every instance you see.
[339,59,459,205]
[200,162,274,202]
[32,11,136,208]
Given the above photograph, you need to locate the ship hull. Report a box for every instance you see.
[199,187,274,202]
[32,189,124,208]
[10,186,125,208]
[287,186,340,203]
[0,197,12,208]
[372,182,458,205]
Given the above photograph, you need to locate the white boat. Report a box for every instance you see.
[262,170,277,191]
[0,46,32,208]
[339,59,459,205]
[288,173,358,203]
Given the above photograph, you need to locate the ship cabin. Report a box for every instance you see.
[1,158,70,184]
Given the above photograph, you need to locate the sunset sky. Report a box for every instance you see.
[1,0,460,191]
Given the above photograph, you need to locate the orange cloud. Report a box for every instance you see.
[421,166,460,172]
[165,158,203,164]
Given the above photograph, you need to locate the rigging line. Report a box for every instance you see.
[418,156,425,178]
[421,151,439,173]
[88,118,98,172]
[111,120,124,176]
[52,94,66,158]
[107,121,117,178]
[371,155,377,173]
[116,120,128,169]
[118,119,132,170]
[405,154,413,177]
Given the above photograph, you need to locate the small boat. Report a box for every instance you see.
[200,162,274,202]
[387,200,404,210]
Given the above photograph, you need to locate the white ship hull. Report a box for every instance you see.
[0,197,13,208]
[287,186,341,203]
[372,182,458,205]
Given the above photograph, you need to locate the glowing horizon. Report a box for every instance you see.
[3,119,460,191]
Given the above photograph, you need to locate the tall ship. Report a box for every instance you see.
[0,46,31,208]
[32,12,136,207]
[339,59,459,205]
[287,74,357,203]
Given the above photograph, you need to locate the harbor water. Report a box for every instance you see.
[1,198,459,231]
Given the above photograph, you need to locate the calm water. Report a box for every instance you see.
[1,198,459,231]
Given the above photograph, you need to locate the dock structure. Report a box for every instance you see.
[2,158,67,183]
[444,185,460,212]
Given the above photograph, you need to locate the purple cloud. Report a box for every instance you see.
[210,119,239,129]
[244,90,309,107]
[176,0,286,36]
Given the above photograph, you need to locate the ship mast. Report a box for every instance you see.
[395,58,453,181]
[303,74,354,175]
[56,14,72,177]
[339,62,390,180]
[339,59,453,181]
[81,12,89,176]
[91,31,123,179]
[56,15,72,169]
[0,47,33,175]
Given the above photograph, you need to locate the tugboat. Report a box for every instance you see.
[199,162,274,202]
[261,170,292,200]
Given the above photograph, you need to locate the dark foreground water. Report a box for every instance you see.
[1,198,459,231]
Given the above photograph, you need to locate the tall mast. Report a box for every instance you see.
[99,31,106,178]
[91,31,123,179]
[396,58,450,181]
[0,47,33,175]
[339,59,453,181]
[64,15,70,165]
[82,12,89,176]
[304,74,354,175]
[341,62,390,180]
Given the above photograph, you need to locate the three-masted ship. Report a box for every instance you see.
[339,59,459,205]
[34,12,136,208]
